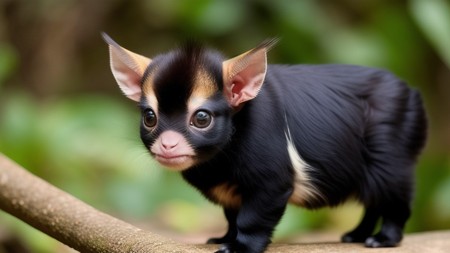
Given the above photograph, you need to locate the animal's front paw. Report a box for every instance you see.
[208,237,224,244]
[341,231,369,243]
[214,244,234,253]
[214,243,248,253]
[207,235,234,244]
[214,242,264,253]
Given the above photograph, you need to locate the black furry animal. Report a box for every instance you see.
[103,33,427,253]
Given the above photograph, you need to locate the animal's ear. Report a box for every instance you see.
[102,33,152,101]
[222,39,278,108]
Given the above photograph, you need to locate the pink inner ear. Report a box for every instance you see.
[228,71,265,107]
[231,76,244,96]
[229,85,252,107]
[229,78,246,106]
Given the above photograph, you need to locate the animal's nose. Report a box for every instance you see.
[162,141,178,150]
[160,131,181,151]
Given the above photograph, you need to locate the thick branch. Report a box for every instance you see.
[0,153,210,253]
[1,153,449,253]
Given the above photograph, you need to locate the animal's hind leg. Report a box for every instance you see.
[365,200,411,247]
[341,207,380,243]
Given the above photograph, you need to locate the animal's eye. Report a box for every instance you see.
[191,110,212,129]
[143,109,157,128]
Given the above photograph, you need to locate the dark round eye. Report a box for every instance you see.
[191,110,212,129]
[143,109,157,128]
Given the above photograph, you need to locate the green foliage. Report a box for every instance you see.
[411,0,450,67]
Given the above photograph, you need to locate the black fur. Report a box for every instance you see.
[137,45,427,253]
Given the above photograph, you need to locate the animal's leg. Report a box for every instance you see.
[208,208,238,244]
[342,207,380,243]
[365,200,410,247]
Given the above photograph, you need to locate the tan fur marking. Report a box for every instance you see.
[142,74,158,113]
[285,126,325,206]
[187,68,219,117]
[209,183,242,209]
[191,68,218,99]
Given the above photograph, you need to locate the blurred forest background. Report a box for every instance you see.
[0,0,449,252]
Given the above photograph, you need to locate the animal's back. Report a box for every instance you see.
[263,64,427,207]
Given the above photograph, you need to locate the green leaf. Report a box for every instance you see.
[410,0,450,67]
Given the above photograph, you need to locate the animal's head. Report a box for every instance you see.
[103,33,276,171]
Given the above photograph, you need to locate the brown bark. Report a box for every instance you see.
[0,153,210,253]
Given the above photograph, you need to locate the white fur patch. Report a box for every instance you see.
[285,125,324,206]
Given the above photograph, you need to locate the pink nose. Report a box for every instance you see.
[160,131,181,151]
[162,141,178,150]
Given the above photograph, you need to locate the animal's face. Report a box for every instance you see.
[138,47,234,170]
[103,33,275,170]
[140,93,233,170]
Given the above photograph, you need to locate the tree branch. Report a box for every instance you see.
[0,153,211,253]
[1,153,449,253]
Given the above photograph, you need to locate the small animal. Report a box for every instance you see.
[102,33,427,253]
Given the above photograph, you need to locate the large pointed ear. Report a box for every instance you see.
[222,39,278,107]
[102,33,152,101]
